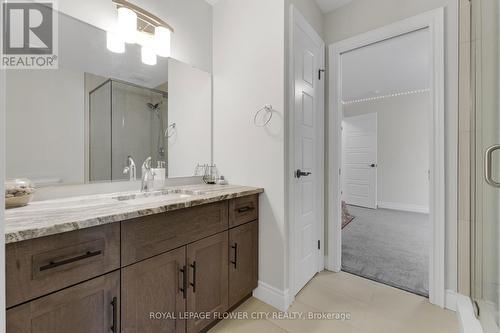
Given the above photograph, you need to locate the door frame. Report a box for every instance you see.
[341,112,378,209]
[327,8,446,307]
[287,5,325,304]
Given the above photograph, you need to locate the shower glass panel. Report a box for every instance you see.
[472,0,500,332]
[89,80,168,182]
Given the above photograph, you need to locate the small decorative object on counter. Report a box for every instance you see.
[202,164,219,184]
[217,175,228,185]
[5,178,35,209]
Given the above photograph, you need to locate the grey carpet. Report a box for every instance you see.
[342,205,430,297]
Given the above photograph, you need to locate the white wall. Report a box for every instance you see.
[213,0,286,295]
[57,0,213,72]
[0,65,6,333]
[168,59,212,177]
[325,0,459,292]
[344,93,431,211]
[6,69,85,185]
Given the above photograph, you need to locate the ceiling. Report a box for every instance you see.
[205,0,351,13]
[314,0,352,13]
[341,28,431,102]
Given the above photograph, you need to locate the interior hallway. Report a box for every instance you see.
[209,271,457,333]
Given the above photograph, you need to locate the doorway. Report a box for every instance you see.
[328,9,446,307]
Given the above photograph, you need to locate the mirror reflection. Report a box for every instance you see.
[6,9,212,186]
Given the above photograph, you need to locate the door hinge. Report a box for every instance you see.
[318,69,325,80]
[317,240,321,250]
[339,168,341,175]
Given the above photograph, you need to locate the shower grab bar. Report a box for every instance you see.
[485,144,500,187]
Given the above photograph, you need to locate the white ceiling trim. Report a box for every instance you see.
[205,0,219,5]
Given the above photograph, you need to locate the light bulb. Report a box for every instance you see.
[117,7,137,44]
[154,26,171,57]
[106,31,125,53]
[141,45,157,65]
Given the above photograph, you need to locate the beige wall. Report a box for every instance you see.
[324,0,460,292]
[287,0,324,38]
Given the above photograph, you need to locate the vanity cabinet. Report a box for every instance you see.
[228,220,259,308]
[6,194,260,333]
[6,271,120,333]
[186,232,229,333]
[121,247,186,333]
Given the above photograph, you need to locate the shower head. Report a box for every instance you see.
[147,102,160,110]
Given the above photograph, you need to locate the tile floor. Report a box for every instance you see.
[209,271,458,333]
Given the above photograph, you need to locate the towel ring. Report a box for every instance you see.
[254,104,274,127]
[164,123,176,138]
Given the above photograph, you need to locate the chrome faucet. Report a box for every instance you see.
[122,156,137,181]
[141,157,154,192]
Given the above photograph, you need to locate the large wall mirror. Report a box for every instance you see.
[6,6,212,186]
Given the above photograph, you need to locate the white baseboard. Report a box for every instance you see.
[457,295,483,333]
[445,289,458,311]
[377,201,430,214]
[253,281,290,312]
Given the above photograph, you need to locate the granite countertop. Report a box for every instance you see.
[5,184,264,244]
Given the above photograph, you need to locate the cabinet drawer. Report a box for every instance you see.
[7,271,120,333]
[229,195,258,227]
[121,201,228,266]
[6,223,120,308]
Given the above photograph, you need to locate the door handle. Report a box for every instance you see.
[39,250,102,272]
[189,261,197,293]
[179,265,187,299]
[110,297,117,332]
[231,243,238,269]
[369,164,377,168]
[295,169,312,178]
[485,144,500,187]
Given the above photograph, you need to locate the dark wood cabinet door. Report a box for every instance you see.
[122,247,186,333]
[229,221,258,307]
[7,271,120,333]
[186,232,229,333]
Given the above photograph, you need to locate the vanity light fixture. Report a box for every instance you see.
[106,31,125,53]
[117,7,137,44]
[107,0,174,65]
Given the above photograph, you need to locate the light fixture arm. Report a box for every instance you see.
[112,0,174,32]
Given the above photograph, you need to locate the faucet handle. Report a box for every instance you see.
[123,166,130,174]
[142,157,152,169]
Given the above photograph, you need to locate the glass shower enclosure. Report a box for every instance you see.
[471,0,500,332]
[88,79,168,182]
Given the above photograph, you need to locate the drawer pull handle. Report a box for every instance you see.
[180,265,187,299]
[39,250,103,272]
[190,261,197,293]
[110,296,117,332]
[237,206,254,213]
[231,243,238,269]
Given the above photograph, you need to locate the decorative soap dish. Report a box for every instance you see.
[5,178,35,209]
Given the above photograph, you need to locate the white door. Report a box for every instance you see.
[292,10,324,294]
[342,113,377,209]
